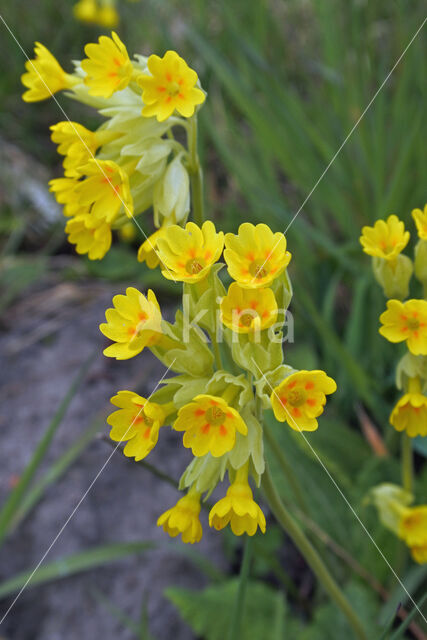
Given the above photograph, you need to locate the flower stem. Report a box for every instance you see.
[228,535,252,640]
[188,115,205,226]
[401,433,413,494]
[262,465,367,640]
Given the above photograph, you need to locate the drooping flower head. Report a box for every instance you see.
[379,299,427,355]
[224,223,291,289]
[82,32,134,98]
[390,378,427,438]
[174,394,248,457]
[137,226,169,269]
[156,221,224,283]
[21,42,78,102]
[399,506,427,565]
[220,283,278,334]
[74,159,134,223]
[271,370,337,431]
[100,287,163,359]
[209,465,266,536]
[65,213,112,260]
[412,204,427,241]
[157,490,203,544]
[108,391,167,461]
[138,51,206,122]
[360,215,410,261]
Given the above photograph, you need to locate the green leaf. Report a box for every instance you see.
[166,579,287,640]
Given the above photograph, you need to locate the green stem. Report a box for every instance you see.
[211,334,223,370]
[423,282,427,301]
[188,115,204,226]
[401,433,413,494]
[263,421,310,516]
[228,535,252,640]
[262,465,367,640]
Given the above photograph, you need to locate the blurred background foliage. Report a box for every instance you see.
[0,0,426,638]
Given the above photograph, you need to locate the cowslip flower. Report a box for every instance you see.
[138,51,205,122]
[82,32,134,98]
[379,299,427,355]
[100,287,163,359]
[74,159,134,223]
[21,42,78,102]
[65,213,112,260]
[50,121,119,178]
[209,465,266,536]
[137,226,168,269]
[271,370,337,431]
[360,215,410,261]
[390,378,427,438]
[157,490,203,544]
[156,221,224,283]
[107,391,168,461]
[224,223,291,289]
[174,394,248,457]
[399,506,427,564]
[49,177,82,217]
[412,204,427,241]
[220,283,278,333]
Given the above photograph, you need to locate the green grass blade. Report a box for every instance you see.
[388,593,427,640]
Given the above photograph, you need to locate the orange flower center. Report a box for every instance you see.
[249,261,268,279]
[206,406,226,426]
[240,312,256,327]
[288,389,307,407]
[407,317,420,331]
[185,257,205,275]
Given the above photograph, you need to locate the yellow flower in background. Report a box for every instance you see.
[138,51,205,122]
[95,5,119,27]
[157,221,224,283]
[379,299,427,355]
[73,0,98,23]
[100,287,163,359]
[107,391,166,461]
[82,32,133,98]
[360,215,410,261]
[224,223,291,289]
[220,282,278,333]
[118,221,137,243]
[21,42,78,102]
[137,225,169,269]
[49,177,81,217]
[271,370,337,431]
[209,465,266,536]
[74,159,134,223]
[174,395,248,458]
[157,491,203,544]
[412,204,427,241]
[65,213,111,260]
[399,506,427,565]
[390,378,427,438]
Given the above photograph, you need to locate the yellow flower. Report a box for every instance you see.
[379,299,427,355]
[137,225,169,269]
[156,221,224,283]
[74,159,134,224]
[360,215,409,261]
[209,466,266,536]
[271,370,337,431]
[220,283,278,333]
[390,378,427,438]
[73,0,98,23]
[224,223,291,289]
[138,51,205,122]
[412,204,427,241]
[118,221,137,243]
[21,42,77,102]
[399,506,427,564]
[49,177,82,217]
[157,491,203,544]
[82,32,133,98]
[174,395,248,457]
[65,213,112,260]
[100,287,163,359]
[95,6,119,28]
[107,391,167,461]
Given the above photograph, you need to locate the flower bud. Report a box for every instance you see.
[153,155,190,224]
[372,254,413,300]
[414,239,427,287]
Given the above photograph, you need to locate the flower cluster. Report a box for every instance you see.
[22,34,206,261]
[360,208,427,438]
[101,221,336,543]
